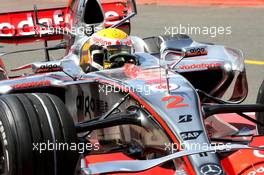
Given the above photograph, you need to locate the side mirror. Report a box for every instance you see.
[160,49,186,69]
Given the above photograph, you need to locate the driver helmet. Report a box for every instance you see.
[81,28,133,72]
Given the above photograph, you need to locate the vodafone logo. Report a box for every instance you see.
[253,145,264,158]
[179,63,221,70]
[246,166,264,175]
[0,22,15,36]
[0,10,64,37]
[105,11,120,26]
[93,36,113,46]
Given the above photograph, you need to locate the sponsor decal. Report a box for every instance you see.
[0,10,64,37]
[92,36,113,46]
[76,94,108,120]
[92,36,132,46]
[246,166,264,175]
[253,145,264,158]
[150,83,179,92]
[102,2,127,27]
[178,63,222,70]
[186,47,208,57]
[35,64,63,73]
[0,2,127,38]
[145,79,167,85]
[11,80,51,89]
[200,164,222,175]
[105,11,120,26]
[123,65,179,85]
[178,115,192,123]
[180,130,203,140]
[123,64,142,79]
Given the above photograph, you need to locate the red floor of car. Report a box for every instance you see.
[216,113,256,130]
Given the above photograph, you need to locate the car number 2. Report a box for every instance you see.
[161,95,188,109]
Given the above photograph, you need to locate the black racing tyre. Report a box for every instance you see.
[0,93,79,175]
[256,80,264,135]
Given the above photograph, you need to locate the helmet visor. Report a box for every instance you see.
[107,45,132,56]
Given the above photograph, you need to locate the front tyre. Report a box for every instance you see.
[0,93,79,175]
[256,80,264,135]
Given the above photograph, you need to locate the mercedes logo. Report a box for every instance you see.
[200,164,223,175]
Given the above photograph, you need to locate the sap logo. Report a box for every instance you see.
[180,130,203,140]
[178,115,192,123]
[247,166,264,175]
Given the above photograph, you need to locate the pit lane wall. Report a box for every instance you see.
[137,0,264,7]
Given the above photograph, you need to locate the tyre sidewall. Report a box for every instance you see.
[256,80,264,135]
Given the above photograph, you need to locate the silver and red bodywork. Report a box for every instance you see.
[0,54,261,175]
[0,0,263,174]
[0,0,130,44]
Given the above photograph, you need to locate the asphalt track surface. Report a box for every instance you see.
[0,1,264,103]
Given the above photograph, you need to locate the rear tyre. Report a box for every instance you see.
[0,93,79,175]
[256,80,264,135]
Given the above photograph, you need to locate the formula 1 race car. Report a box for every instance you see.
[0,0,263,175]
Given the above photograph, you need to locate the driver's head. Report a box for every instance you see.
[81,28,133,72]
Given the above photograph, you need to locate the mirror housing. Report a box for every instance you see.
[110,0,137,29]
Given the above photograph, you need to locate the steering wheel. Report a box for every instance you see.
[108,53,139,69]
